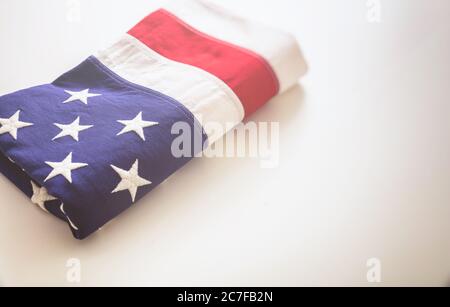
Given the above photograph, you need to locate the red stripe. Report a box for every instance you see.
[128,9,279,117]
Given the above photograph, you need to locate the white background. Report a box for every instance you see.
[0,0,449,286]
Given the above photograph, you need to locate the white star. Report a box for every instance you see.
[44,152,88,183]
[111,159,151,202]
[117,112,158,141]
[0,110,34,140]
[63,89,101,105]
[31,181,57,212]
[53,117,93,141]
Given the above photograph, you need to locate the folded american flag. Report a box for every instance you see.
[0,0,307,239]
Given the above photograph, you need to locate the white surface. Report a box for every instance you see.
[0,0,449,286]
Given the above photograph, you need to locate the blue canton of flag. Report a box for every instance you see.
[0,57,206,239]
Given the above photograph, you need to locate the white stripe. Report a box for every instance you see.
[162,0,308,93]
[60,204,79,231]
[96,34,244,145]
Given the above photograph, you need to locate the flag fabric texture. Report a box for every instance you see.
[0,0,307,239]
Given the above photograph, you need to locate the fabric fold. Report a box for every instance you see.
[162,0,308,94]
[128,8,280,117]
[96,34,244,145]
